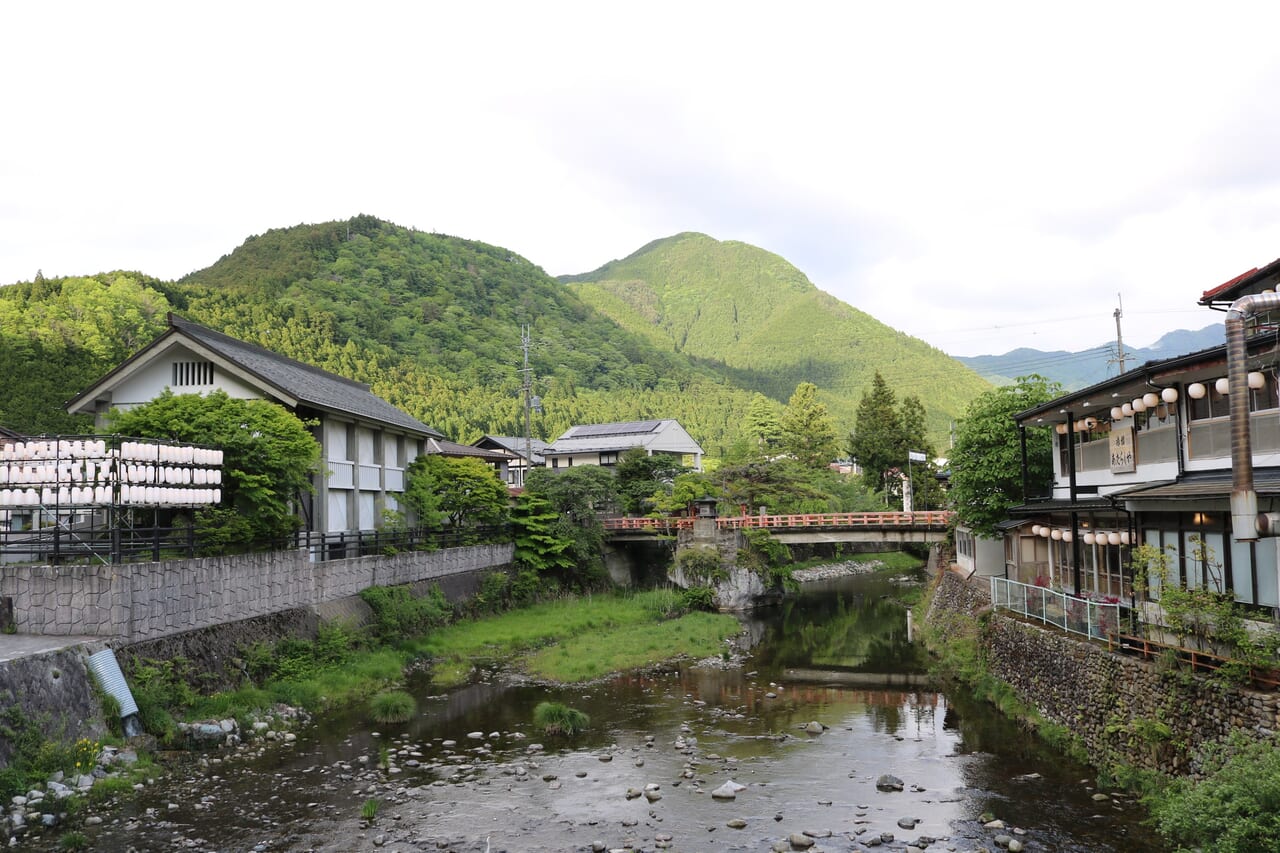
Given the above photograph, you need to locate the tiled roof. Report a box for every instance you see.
[168,316,442,437]
[425,438,512,460]
[476,435,546,463]
[1200,257,1280,304]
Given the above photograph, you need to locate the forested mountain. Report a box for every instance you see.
[0,217,989,455]
[561,232,990,443]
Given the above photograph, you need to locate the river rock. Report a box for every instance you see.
[898,816,918,829]
[727,818,747,828]
[803,721,825,734]
[876,774,904,791]
[788,833,815,849]
[712,780,746,799]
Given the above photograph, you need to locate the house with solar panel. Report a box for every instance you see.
[66,314,448,537]
[543,420,704,472]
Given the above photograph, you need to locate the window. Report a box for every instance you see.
[172,360,214,387]
[599,452,619,466]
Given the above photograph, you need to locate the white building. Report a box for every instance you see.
[66,314,445,536]
[997,256,1280,612]
[543,419,703,471]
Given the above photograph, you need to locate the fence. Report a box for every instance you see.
[990,576,1129,641]
[0,517,509,566]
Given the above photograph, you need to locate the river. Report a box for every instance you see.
[77,568,1162,852]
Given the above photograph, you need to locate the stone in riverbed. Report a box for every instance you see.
[876,774,904,791]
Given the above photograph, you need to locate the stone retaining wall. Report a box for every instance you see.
[928,569,1280,776]
[0,543,513,643]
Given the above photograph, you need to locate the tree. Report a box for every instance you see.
[848,372,903,494]
[745,393,783,452]
[510,492,576,577]
[614,448,687,514]
[404,455,509,529]
[899,394,944,510]
[778,382,839,468]
[106,390,321,544]
[948,375,1061,537]
[524,466,618,589]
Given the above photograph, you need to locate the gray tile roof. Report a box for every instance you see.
[170,316,442,437]
[476,435,546,464]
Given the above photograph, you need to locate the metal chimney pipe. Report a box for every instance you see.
[1226,291,1280,541]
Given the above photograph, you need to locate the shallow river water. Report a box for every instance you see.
[80,569,1163,852]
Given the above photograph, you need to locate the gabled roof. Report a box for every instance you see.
[67,314,443,438]
[545,419,702,455]
[475,435,546,463]
[425,437,512,461]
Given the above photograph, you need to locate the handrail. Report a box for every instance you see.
[601,511,952,532]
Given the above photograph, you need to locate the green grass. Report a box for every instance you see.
[522,610,740,682]
[408,589,732,686]
[369,690,417,724]
[533,701,590,736]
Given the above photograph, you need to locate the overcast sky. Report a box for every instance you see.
[4,2,1278,358]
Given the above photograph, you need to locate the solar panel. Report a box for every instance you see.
[569,420,662,438]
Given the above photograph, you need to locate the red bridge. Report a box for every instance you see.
[604,511,951,544]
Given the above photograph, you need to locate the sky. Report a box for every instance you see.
[4,2,1279,358]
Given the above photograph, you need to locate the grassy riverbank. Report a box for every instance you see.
[170,587,741,723]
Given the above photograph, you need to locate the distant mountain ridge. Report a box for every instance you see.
[956,324,1225,390]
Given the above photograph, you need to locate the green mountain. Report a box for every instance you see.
[562,232,990,445]
[0,218,989,456]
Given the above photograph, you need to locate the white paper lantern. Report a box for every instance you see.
[1051,528,1063,540]
[1142,392,1158,408]
[1031,524,1042,536]
[1107,531,1121,545]
[1120,531,1131,545]
[1110,406,1123,419]
[1187,382,1206,399]
[1216,377,1230,395]
[1249,371,1266,390]
[1062,530,1073,542]
[1083,532,1095,545]
[1161,387,1178,403]
[1121,403,1134,417]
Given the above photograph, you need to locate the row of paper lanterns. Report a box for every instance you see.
[0,439,223,466]
[0,486,222,506]
[1185,372,1268,401]
[0,462,222,486]
[1030,524,1131,545]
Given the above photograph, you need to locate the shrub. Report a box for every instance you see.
[680,586,717,613]
[675,546,725,584]
[1148,733,1280,852]
[360,584,452,642]
[360,798,380,822]
[58,832,89,852]
[533,701,589,736]
[369,690,417,724]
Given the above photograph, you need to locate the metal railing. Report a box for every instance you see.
[602,511,952,533]
[0,521,510,566]
[990,576,1128,641]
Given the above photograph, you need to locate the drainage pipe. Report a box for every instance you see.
[87,648,144,737]
[1226,291,1280,541]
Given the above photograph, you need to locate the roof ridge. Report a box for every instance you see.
[168,314,372,392]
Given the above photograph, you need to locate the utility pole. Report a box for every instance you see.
[520,325,533,484]
[1111,295,1128,374]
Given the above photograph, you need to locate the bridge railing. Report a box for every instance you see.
[720,511,952,529]
[602,511,951,532]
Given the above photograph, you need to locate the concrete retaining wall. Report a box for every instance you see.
[0,543,513,643]
[927,569,1280,776]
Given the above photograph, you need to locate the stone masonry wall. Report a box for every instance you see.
[928,569,1280,776]
[0,543,513,643]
